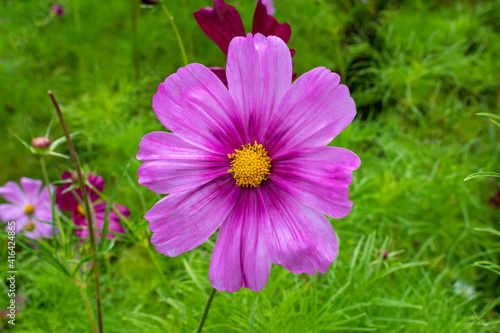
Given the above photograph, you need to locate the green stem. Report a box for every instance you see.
[161,2,188,66]
[196,288,217,333]
[131,0,140,81]
[76,278,98,333]
[40,155,66,245]
[48,91,104,333]
[87,182,173,296]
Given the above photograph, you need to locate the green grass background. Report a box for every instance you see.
[1,0,500,331]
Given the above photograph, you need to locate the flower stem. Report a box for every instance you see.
[76,278,98,333]
[40,155,66,245]
[87,182,174,297]
[48,91,104,333]
[131,0,140,81]
[196,288,217,333]
[161,1,188,66]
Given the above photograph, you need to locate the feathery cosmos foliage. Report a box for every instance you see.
[137,34,360,292]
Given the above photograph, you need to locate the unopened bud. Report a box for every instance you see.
[377,249,389,259]
[71,171,80,183]
[51,3,65,16]
[31,136,51,149]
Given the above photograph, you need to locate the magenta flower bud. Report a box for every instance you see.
[31,136,51,149]
[51,3,64,16]
[378,249,389,259]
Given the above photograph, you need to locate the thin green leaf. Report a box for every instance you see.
[464,172,500,181]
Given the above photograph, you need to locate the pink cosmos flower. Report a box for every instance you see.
[137,34,360,292]
[194,0,294,86]
[0,178,57,240]
[55,171,128,240]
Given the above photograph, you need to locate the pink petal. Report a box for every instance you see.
[260,183,338,275]
[209,188,272,292]
[95,202,127,239]
[0,181,27,205]
[146,176,239,257]
[252,1,290,43]
[87,173,106,202]
[258,0,276,16]
[20,178,43,203]
[226,34,292,143]
[153,63,246,155]
[73,202,127,240]
[11,215,30,233]
[56,171,105,212]
[193,0,246,56]
[271,146,360,218]
[0,203,25,222]
[55,171,78,212]
[34,185,56,222]
[137,132,230,194]
[55,186,78,212]
[265,67,356,156]
[72,210,89,239]
[25,220,57,240]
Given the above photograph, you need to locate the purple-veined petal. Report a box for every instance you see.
[271,146,360,218]
[87,173,106,202]
[193,0,245,56]
[137,132,230,194]
[260,182,338,275]
[147,175,240,257]
[0,203,25,222]
[0,181,27,205]
[210,67,228,87]
[153,63,246,155]
[226,34,292,143]
[265,67,356,156]
[252,1,290,43]
[20,178,43,204]
[209,188,272,292]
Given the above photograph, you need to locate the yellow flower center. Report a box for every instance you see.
[24,204,34,215]
[24,220,36,232]
[77,204,85,216]
[228,141,272,188]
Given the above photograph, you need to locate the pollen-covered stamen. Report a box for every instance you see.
[228,141,272,187]
[77,204,85,216]
[24,220,36,232]
[24,204,34,215]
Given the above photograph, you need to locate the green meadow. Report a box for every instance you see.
[1,0,499,331]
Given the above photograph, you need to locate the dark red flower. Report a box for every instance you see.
[194,0,295,85]
[55,171,128,240]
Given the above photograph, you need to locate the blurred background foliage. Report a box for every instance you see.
[0,0,499,331]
